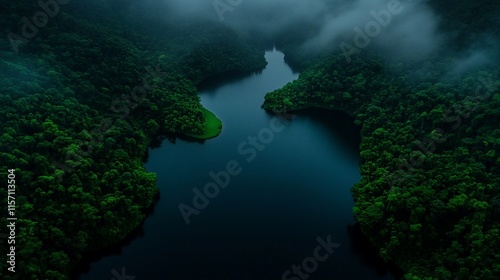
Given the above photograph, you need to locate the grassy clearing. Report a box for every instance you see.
[185,107,222,139]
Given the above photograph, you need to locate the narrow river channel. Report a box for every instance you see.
[77,49,397,280]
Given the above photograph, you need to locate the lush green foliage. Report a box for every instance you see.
[264,52,500,279]
[0,1,265,279]
[1,0,499,279]
[264,1,500,277]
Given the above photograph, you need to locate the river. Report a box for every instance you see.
[77,49,397,280]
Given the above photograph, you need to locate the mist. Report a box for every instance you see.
[445,33,500,79]
[116,1,441,60]
[111,0,499,73]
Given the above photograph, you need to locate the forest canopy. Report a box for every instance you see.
[0,1,265,279]
[0,0,499,279]
[263,51,500,280]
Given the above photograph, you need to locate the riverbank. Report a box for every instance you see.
[261,51,500,279]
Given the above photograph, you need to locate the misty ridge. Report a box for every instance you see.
[110,0,499,79]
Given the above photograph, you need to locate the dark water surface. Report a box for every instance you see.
[78,50,397,280]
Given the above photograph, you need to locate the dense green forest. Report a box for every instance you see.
[264,53,500,279]
[1,0,499,279]
[0,1,265,279]
[264,1,500,278]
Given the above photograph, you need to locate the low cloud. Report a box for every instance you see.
[113,0,497,67]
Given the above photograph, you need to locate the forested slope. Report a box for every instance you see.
[263,1,500,278]
[0,1,265,279]
[263,51,500,280]
[1,0,499,279]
